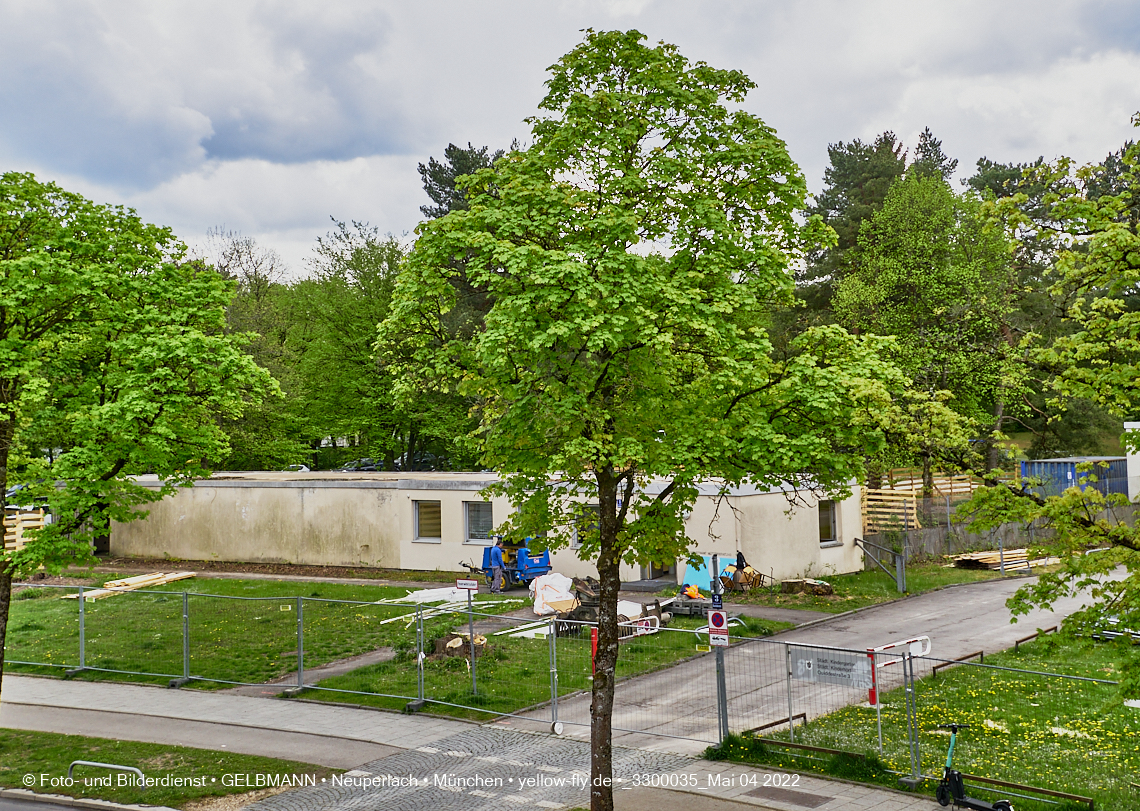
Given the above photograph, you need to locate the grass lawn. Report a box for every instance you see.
[5,578,525,687]
[0,729,335,808]
[732,635,1140,811]
[308,615,792,720]
[722,561,1009,614]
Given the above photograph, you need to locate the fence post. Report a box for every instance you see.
[182,591,190,681]
[416,605,425,703]
[296,596,304,689]
[78,586,85,670]
[548,616,559,732]
[467,589,477,696]
[899,651,922,788]
[784,642,795,743]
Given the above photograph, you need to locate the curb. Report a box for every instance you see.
[0,788,177,811]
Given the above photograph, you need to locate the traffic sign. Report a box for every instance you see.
[711,593,723,610]
[708,609,729,647]
[456,578,480,591]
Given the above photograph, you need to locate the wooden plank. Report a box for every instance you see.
[62,571,197,599]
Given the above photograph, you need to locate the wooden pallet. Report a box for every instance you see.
[3,508,46,552]
[862,488,921,534]
[61,571,196,600]
[885,468,983,496]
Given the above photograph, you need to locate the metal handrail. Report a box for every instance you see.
[68,761,145,782]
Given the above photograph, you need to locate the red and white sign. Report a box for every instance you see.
[708,610,730,647]
[456,578,481,591]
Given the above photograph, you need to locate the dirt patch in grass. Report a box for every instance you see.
[80,557,469,583]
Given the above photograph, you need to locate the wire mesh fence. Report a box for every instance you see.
[6,578,1131,805]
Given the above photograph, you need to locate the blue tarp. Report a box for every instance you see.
[683,554,733,590]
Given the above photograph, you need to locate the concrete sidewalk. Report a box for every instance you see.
[1,674,936,811]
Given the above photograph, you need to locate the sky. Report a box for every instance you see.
[3,0,1138,273]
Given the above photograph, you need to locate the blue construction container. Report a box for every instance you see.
[1020,456,1127,498]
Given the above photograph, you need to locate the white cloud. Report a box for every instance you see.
[1,0,1137,266]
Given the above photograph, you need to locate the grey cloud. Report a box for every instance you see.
[201,2,409,162]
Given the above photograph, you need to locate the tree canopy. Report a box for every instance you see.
[0,172,273,702]
[379,29,902,810]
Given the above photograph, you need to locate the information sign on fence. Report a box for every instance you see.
[790,645,873,689]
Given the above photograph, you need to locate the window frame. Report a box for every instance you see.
[818,499,841,547]
[413,499,442,543]
[571,504,600,549]
[464,501,494,545]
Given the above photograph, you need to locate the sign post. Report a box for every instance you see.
[456,578,480,695]
[710,553,730,743]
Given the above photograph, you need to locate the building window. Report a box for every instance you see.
[572,505,600,549]
[465,502,494,543]
[819,500,839,546]
[414,500,442,542]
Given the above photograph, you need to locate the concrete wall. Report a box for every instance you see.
[675,486,864,584]
[111,472,863,582]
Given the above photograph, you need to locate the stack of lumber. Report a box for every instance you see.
[951,549,1061,570]
[62,571,196,600]
[952,549,1030,570]
[3,508,46,552]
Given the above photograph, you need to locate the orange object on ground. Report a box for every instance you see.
[683,584,701,599]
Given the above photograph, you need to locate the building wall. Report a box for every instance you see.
[111,472,863,582]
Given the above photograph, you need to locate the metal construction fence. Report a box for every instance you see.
[6,583,1125,801]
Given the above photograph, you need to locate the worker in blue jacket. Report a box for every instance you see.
[489,537,505,594]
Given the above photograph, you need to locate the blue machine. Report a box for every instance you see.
[477,539,552,589]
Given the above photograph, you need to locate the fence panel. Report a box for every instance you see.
[83,588,183,678]
[187,593,298,685]
[4,584,81,671]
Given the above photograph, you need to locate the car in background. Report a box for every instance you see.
[338,458,381,471]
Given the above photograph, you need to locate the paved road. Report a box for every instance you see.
[0,798,80,811]
[1,674,938,811]
[519,575,1102,753]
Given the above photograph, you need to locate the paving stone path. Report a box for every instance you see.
[245,726,688,811]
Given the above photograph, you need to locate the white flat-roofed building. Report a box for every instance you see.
[110,471,864,583]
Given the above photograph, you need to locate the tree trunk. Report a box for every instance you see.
[590,468,621,811]
[988,400,1005,473]
[0,414,12,705]
[0,566,10,705]
[93,499,111,555]
[922,452,934,500]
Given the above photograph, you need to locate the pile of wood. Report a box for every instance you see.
[950,549,1059,570]
[61,571,196,600]
[3,508,46,552]
[953,549,1030,570]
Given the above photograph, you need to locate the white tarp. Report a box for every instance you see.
[392,587,467,604]
[530,572,575,615]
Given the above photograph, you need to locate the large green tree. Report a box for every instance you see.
[834,173,1019,490]
[800,131,907,310]
[379,30,902,810]
[294,221,475,470]
[959,119,1140,682]
[207,229,311,470]
[0,172,272,703]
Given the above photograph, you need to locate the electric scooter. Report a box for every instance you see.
[935,724,1013,810]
